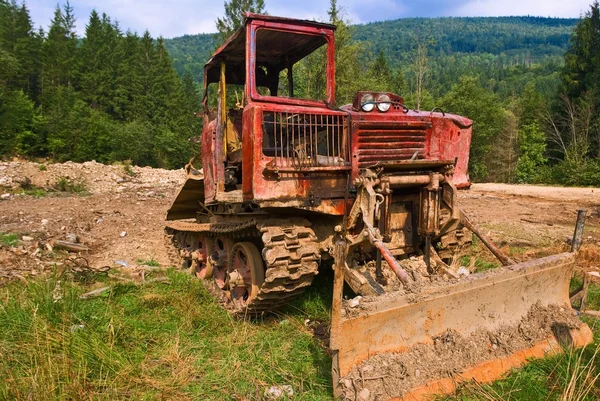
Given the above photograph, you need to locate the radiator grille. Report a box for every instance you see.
[263,111,349,169]
[355,121,429,168]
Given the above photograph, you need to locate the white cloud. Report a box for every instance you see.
[453,0,590,18]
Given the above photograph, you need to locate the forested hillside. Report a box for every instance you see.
[164,16,577,100]
[0,1,200,168]
[1,0,599,186]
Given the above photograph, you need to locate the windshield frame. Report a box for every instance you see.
[246,22,336,107]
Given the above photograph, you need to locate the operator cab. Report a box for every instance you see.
[201,14,340,203]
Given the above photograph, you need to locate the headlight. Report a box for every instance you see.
[360,94,375,112]
[376,94,391,112]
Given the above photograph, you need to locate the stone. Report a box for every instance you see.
[358,388,370,401]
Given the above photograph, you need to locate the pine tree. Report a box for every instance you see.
[215,0,266,44]
[561,1,600,101]
[132,30,155,121]
[42,2,78,90]
[9,2,39,98]
[393,64,406,96]
[369,51,393,92]
[327,0,364,105]
[518,82,544,127]
[79,10,103,108]
[119,30,142,121]
[560,1,600,158]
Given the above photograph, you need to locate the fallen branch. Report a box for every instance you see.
[79,286,110,299]
[78,277,171,300]
[52,240,90,252]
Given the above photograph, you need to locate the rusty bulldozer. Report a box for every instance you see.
[165,14,592,400]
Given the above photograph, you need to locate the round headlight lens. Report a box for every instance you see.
[360,94,375,112]
[376,94,391,112]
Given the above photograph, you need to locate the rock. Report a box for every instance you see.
[457,266,470,277]
[41,219,49,225]
[342,379,353,389]
[21,236,34,242]
[415,369,421,378]
[70,324,85,332]
[120,231,127,237]
[65,233,78,243]
[264,385,293,399]
[0,177,9,186]
[358,388,370,401]
[1,193,11,200]
[348,295,362,308]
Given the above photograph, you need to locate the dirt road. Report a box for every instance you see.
[1,161,599,281]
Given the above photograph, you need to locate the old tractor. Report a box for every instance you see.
[165,14,592,400]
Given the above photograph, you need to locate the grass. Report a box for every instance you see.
[458,255,499,273]
[0,233,19,247]
[123,163,136,177]
[0,270,332,400]
[54,176,88,194]
[440,320,600,401]
[438,273,600,401]
[136,258,161,267]
[21,187,48,198]
[1,254,599,400]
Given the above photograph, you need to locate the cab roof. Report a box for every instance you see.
[204,13,336,86]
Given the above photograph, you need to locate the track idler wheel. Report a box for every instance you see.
[189,236,212,279]
[227,242,265,309]
[207,236,235,289]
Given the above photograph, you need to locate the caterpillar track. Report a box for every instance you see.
[164,218,320,314]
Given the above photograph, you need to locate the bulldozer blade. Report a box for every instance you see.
[166,167,204,221]
[332,252,593,400]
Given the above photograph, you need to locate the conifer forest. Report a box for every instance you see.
[1,0,600,185]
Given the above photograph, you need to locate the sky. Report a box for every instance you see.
[27,0,594,38]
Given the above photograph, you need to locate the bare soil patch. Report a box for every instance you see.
[0,160,183,282]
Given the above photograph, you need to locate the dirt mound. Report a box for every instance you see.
[0,160,186,282]
[0,160,184,194]
[340,304,582,400]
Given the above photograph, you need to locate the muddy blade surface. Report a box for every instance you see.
[334,252,592,399]
[166,173,204,221]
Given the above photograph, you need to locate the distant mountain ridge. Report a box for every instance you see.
[164,16,578,97]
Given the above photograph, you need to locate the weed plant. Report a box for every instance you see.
[0,233,19,247]
[53,176,88,194]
